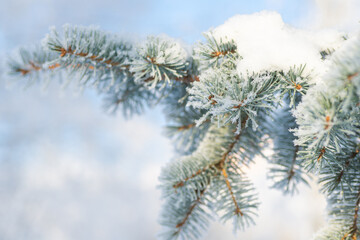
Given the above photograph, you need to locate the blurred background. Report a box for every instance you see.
[0,0,359,239]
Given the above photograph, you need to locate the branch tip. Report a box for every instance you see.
[317,147,326,162]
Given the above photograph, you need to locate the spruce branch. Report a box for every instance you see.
[347,185,360,239]
[7,19,360,240]
[102,78,156,117]
[130,36,189,88]
[160,116,260,237]
[324,175,360,240]
[187,67,281,133]
[176,123,197,131]
[221,167,244,216]
[54,45,125,67]
[170,116,247,191]
[8,46,59,87]
[295,33,360,238]
[194,32,239,70]
[159,187,212,240]
[268,105,310,194]
[319,143,360,195]
[174,188,208,230]
[46,25,132,68]
[210,169,258,231]
[162,82,211,155]
[278,65,311,108]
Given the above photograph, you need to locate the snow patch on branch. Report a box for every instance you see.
[212,11,344,77]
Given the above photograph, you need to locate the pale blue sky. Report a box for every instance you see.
[0,0,312,50]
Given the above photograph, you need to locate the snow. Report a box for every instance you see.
[211,11,344,78]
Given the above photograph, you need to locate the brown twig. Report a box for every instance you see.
[144,74,199,84]
[210,49,236,58]
[233,100,245,109]
[18,45,199,86]
[317,147,326,162]
[213,118,248,216]
[324,115,331,130]
[176,123,196,131]
[58,47,199,84]
[174,75,200,83]
[342,185,360,240]
[173,117,247,189]
[174,118,248,231]
[340,148,360,240]
[336,149,359,183]
[175,188,206,229]
[57,46,122,66]
[176,119,210,132]
[287,145,299,183]
[15,62,61,76]
[173,167,209,188]
[347,72,359,81]
[349,186,360,239]
[295,84,302,90]
[221,168,244,216]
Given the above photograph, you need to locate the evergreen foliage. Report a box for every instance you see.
[5,13,360,239]
[293,34,360,240]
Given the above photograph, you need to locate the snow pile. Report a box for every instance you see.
[212,11,344,77]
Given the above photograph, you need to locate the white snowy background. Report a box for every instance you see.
[0,0,359,239]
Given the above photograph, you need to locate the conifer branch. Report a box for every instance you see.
[216,125,245,169]
[317,147,326,162]
[114,84,143,104]
[7,18,360,240]
[14,61,60,76]
[221,168,244,216]
[175,188,207,231]
[349,185,360,238]
[55,46,124,67]
[174,75,200,83]
[143,73,198,84]
[176,123,196,131]
[347,72,359,81]
[214,119,247,216]
[336,149,359,184]
[172,119,245,190]
[287,145,299,183]
[9,47,60,78]
[173,166,209,189]
[340,185,360,240]
[268,105,310,195]
[210,49,236,58]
